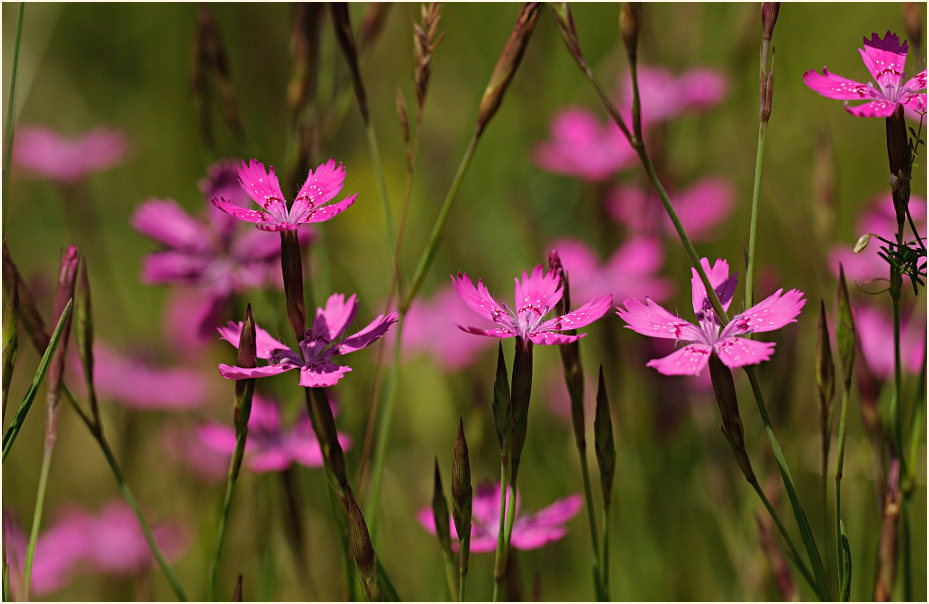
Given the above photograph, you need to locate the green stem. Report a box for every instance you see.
[22,439,54,602]
[576,451,603,599]
[497,480,518,598]
[459,558,467,602]
[2,2,24,226]
[833,386,850,600]
[363,119,397,269]
[600,503,610,600]
[442,549,458,601]
[748,476,817,591]
[746,35,773,308]
[492,457,510,601]
[207,430,248,600]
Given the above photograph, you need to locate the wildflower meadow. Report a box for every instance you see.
[2,3,927,601]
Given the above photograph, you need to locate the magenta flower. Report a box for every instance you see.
[218,293,398,387]
[452,265,613,346]
[855,304,926,379]
[829,193,926,284]
[619,65,729,124]
[161,426,230,483]
[803,31,927,119]
[419,483,581,552]
[198,393,352,472]
[533,108,638,182]
[607,177,735,241]
[552,236,672,304]
[400,287,497,370]
[211,159,357,231]
[13,125,129,184]
[616,258,806,375]
[133,160,308,339]
[4,502,185,599]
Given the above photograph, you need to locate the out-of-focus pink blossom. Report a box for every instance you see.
[13,126,129,184]
[198,393,351,472]
[619,66,729,124]
[3,502,186,599]
[553,236,672,304]
[804,31,927,119]
[533,108,638,182]
[855,304,926,378]
[218,293,397,387]
[211,159,356,231]
[617,258,805,375]
[452,265,612,346]
[161,426,230,483]
[419,482,581,552]
[829,193,926,284]
[133,160,307,340]
[607,177,735,241]
[72,342,208,410]
[401,287,498,370]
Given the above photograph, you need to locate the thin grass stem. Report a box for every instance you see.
[601,503,610,600]
[576,451,603,599]
[492,457,510,601]
[833,386,851,600]
[207,431,248,600]
[22,439,53,601]
[2,2,24,226]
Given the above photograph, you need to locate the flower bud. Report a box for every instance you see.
[451,418,472,575]
[233,305,257,436]
[508,338,534,483]
[549,4,586,70]
[347,489,379,601]
[476,3,543,136]
[761,3,780,43]
[594,366,616,508]
[816,301,835,464]
[620,3,641,64]
[491,342,511,450]
[47,246,80,415]
[75,259,99,425]
[885,103,911,230]
[2,242,50,352]
[835,265,856,393]
[708,353,756,484]
[331,3,369,124]
[280,230,306,341]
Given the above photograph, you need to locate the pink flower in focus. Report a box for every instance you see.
[133,161,307,340]
[218,293,398,387]
[617,258,806,375]
[855,305,926,379]
[419,483,581,552]
[607,177,735,241]
[3,502,185,599]
[13,125,129,184]
[211,159,356,231]
[829,193,926,284]
[619,65,729,124]
[402,287,497,370]
[198,393,352,472]
[533,108,638,182]
[452,265,613,346]
[74,343,208,410]
[554,236,672,304]
[803,31,927,119]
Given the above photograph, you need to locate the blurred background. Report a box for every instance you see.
[2,3,926,601]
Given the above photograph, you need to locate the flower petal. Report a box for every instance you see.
[247,448,293,473]
[528,331,584,346]
[291,159,347,218]
[337,312,398,354]
[672,178,735,240]
[859,31,907,91]
[844,99,899,118]
[691,258,737,315]
[714,336,776,368]
[218,363,294,380]
[301,193,357,224]
[131,198,212,253]
[196,424,240,455]
[721,288,805,337]
[537,294,612,333]
[802,68,871,100]
[237,159,287,216]
[904,69,927,92]
[140,251,211,284]
[457,325,516,339]
[298,363,352,387]
[452,272,510,325]
[312,293,358,342]
[211,196,275,226]
[217,321,294,360]
[616,297,704,341]
[514,265,562,316]
[646,344,712,376]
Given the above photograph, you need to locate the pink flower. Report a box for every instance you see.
[418,483,581,552]
[198,393,352,472]
[13,125,129,184]
[401,287,497,370]
[533,108,638,182]
[855,304,926,379]
[829,193,926,284]
[616,258,806,375]
[607,177,735,241]
[452,265,613,346]
[552,236,672,303]
[161,426,230,483]
[72,342,209,410]
[211,159,357,231]
[218,293,398,387]
[619,65,729,124]
[803,31,927,119]
[133,160,308,339]
[3,502,186,599]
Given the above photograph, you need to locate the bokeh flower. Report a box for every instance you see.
[803,31,927,119]
[13,125,129,184]
[533,108,638,182]
[617,258,805,375]
[855,304,926,379]
[198,393,352,472]
[418,482,581,552]
[211,159,357,231]
[452,264,612,346]
[618,65,729,124]
[218,293,397,387]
